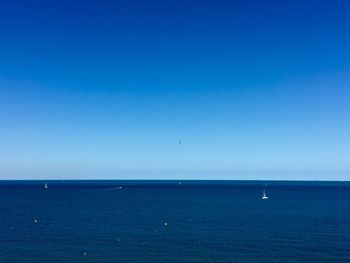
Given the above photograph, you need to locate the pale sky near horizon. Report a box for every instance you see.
[1,0,350,180]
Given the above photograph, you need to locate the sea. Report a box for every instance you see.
[0,180,349,262]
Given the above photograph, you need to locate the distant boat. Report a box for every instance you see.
[44,182,48,189]
[178,181,181,185]
[262,188,268,200]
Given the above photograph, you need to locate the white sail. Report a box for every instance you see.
[262,188,268,199]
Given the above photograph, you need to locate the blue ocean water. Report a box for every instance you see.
[0,180,349,262]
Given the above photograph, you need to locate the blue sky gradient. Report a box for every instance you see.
[0,0,349,179]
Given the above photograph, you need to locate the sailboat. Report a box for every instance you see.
[262,188,268,200]
[44,182,48,189]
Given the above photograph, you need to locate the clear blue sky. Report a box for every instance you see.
[0,0,349,180]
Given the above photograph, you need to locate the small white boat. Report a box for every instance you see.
[44,182,48,189]
[262,188,268,200]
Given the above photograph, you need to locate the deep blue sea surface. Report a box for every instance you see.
[0,180,349,262]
